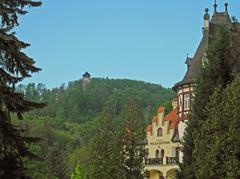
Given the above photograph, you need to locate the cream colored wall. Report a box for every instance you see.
[145,165,178,179]
[150,171,162,179]
[172,100,177,110]
[145,109,180,179]
[178,121,187,142]
[147,110,178,159]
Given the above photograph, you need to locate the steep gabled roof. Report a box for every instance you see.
[173,5,232,90]
[210,12,231,25]
[173,36,206,89]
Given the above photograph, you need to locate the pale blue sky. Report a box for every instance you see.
[16,0,240,88]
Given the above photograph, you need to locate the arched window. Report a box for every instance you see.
[155,150,160,158]
[157,127,163,137]
[161,149,165,158]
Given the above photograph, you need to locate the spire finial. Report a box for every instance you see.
[204,8,210,20]
[214,0,217,13]
[225,3,228,13]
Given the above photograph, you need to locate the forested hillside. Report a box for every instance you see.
[15,78,175,178]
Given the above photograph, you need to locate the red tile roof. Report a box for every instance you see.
[164,108,178,129]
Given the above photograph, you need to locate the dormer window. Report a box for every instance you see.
[157,127,163,137]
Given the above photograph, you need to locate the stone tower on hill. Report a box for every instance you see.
[82,72,91,90]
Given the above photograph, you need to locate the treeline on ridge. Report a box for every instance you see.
[13,78,175,178]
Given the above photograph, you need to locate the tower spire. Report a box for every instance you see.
[214,0,217,13]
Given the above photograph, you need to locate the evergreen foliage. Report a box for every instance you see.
[0,1,45,178]
[20,78,175,123]
[193,76,240,178]
[13,78,174,178]
[48,143,68,179]
[90,106,118,179]
[121,97,145,179]
[90,97,146,179]
[90,107,122,179]
[179,24,240,178]
[71,163,86,179]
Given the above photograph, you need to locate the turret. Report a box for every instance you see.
[173,1,233,141]
[203,8,210,36]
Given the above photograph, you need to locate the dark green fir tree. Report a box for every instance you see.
[179,24,240,178]
[0,1,45,178]
[193,76,240,178]
[90,106,119,179]
[121,97,146,179]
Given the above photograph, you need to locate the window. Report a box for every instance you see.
[161,149,165,158]
[155,150,160,158]
[183,93,190,110]
[172,147,180,158]
[157,128,163,137]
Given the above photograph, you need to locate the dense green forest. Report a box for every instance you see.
[14,78,175,178]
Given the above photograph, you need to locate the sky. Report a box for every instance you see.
[15,0,240,89]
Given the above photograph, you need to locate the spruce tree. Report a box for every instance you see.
[179,24,240,178]
[121,97,145,179]
[193,76,240,178]
[90,106,119,179]
[0,1,44,178]
[180,27,230,179]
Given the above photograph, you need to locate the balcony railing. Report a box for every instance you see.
[145,157,179,166]
[166,157,179,165]
[145,158,163,165]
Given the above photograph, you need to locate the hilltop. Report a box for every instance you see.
[15,78,175,178]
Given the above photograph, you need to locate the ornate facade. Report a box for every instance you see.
[144,100,180,179]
